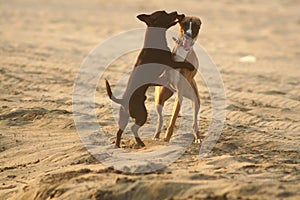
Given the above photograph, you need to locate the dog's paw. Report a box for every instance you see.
[194,139,202,143]
[153,137,160,141]
[135,137,146,147]
[133,143,146,149]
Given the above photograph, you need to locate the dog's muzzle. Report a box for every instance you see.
[173,33,196,51]
[181,34,195,51]
[173,21,197,51]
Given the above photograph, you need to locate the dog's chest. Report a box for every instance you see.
[168,46,190,88]
[173,46,189,62]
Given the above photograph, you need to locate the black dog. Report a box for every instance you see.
[105,11,195,148]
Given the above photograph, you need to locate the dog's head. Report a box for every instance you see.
[179,16,202,39]
[137,10,185,28]
[175,16,202,51]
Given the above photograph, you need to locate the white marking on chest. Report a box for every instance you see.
[170,49,189,90]
[168,21,194,91]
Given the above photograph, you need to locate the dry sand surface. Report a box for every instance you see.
[1,0,300,199]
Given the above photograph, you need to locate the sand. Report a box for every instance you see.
[0,0,300,199]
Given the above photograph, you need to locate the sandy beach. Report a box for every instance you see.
[1,0,300,199]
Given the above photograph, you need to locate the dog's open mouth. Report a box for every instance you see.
[172,33,195,51]
[181,34,195,51]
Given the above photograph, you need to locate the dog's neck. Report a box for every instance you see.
[143,27,169,51]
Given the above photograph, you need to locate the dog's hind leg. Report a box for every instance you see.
[115,107,129,148]
[164,95,182,142]
[131,124,145,147]
[191,79,201,143]
[131,104,147,147]
[154,86,174,140]
[154,103,163,140]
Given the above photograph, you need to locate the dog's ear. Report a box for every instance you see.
[177,14,185,22]
[196,18,202,28]
[137,14,151,25]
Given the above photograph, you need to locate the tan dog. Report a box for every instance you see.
[153,16,202,142]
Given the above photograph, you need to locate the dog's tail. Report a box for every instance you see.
[105,79,124,105]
